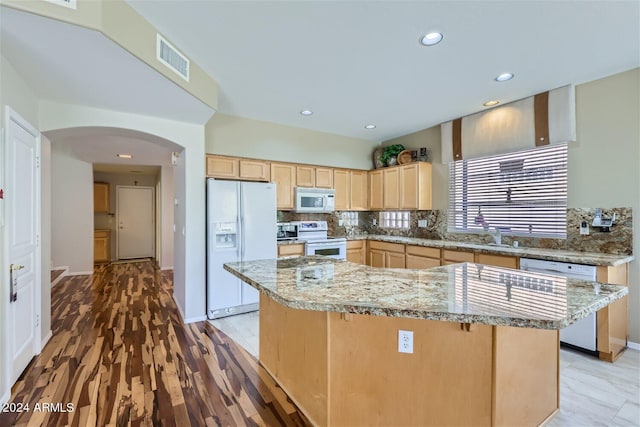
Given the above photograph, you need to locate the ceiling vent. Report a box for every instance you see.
[156,34,190,81]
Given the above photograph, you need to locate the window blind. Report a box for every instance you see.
[448,143,567,238]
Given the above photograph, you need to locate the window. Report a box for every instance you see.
[380,211,410,229]
[341,211,359,227]
[448,143,567,238]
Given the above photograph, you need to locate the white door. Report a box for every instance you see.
[5,107,40,384]
[117,186,154,259]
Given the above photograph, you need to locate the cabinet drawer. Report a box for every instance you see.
[406,254,440,269]
[442,250,474,263]
[369,240,404,253]
[278,244,305,257]
[405,245,440,259]
[346,240,364,250]
[94,230,109,239]
[476,254,518,269]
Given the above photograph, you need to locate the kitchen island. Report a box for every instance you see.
[224,257,628,426]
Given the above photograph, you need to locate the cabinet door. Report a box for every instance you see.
[383,168,400,209]
[240,160,270,181]
[315,167,334,188]
[347,248,365,264]
[94,232,110,262]
[334,170,350,210]
[369,248,385,267]
[400,164,419,209]
[369,170,383,210]
[206,155,239,178]
[442,250,475,263]
[93,182,110,213]
[296,166,316,187]
[476,254,518,269]
[386,251,406,268]
[350,171,368,211]
[271,163,296,210]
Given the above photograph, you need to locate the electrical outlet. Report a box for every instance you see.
[580,221,589,235]
[398,330,413,354]
[372,218,377,226]
[418,219,427,227]
[338,219,344,226]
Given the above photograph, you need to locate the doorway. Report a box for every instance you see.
[117,186,155,259]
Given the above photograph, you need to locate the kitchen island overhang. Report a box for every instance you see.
[223,257,628,426]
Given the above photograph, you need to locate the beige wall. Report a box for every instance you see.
[569,68,639,343]
[205,113,379,170]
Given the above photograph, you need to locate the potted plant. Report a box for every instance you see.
[380,144,405,166]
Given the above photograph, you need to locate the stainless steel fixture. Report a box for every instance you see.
[277,222,298,241]
[520,258,598,353]
[293,220,346,260]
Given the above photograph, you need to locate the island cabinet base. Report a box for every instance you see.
[259,294,559,426]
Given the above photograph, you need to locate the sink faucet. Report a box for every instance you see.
[491,227,502,245]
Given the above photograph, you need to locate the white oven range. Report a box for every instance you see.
[292,220,346,260]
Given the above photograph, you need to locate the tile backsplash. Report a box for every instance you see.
[278,208,632,255]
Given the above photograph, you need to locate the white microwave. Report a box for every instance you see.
[295,187,335,213]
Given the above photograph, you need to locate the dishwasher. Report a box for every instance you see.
[519,258,598,353]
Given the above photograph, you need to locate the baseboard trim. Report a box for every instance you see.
[628,341,640,351]
[51,266,68,287]
[67,270,94,276]
[161,266,174,271]
[40,330,53,352]
[174,300,206,324]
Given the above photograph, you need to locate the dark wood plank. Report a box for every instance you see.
[0,261,309,426]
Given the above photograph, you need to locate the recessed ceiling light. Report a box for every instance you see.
[364,124,376,129]
[495,72,514,82]
[420,32,443,46]
[483,100,500,107]
[300,109,313,116]
[117,154,133,159]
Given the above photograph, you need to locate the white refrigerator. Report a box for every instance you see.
[206,178,276,319]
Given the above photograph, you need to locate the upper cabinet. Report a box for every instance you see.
[94,182,110,213]
[206,155,269,181]
[296,166,315,187]
[315,167,333,189]
[334,169,368,211]
[271,163,296,210]
[369,163,432,210]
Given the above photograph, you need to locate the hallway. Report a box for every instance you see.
[0,262,307,426]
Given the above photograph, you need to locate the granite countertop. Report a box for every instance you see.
[224,256,628,330]
[340,234,633,266]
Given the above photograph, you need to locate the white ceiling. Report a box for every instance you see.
[0,6,214,125]
[127,0,640,142]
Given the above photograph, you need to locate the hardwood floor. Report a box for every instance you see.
[1,262,309,427]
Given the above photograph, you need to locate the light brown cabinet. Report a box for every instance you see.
[476,253,518,269]
[368,241,405,268]
[383,168,400,209]
[239,159,270,181]
[347,240,366,264]
[296,166,316,187]
[94,230,110,263]
[93,182,110,213]
[368,170,383,210]
[405,245,441,269]
[278,243,305,258]
[369,163,432,210]
[442,249,475,265]
[206,155,270,181]
[271,163,296,210]
[334,169,368,211]
[315,167,334,188]
[206,155,238,178]
[596,264,629,362]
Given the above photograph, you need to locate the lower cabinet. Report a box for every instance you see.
[278,243,305,257]
[94,230,111,263]
[405,245,441,269]
[476,253,518,269]
[368,241,405,268]
[442,249,475,265]
[347,240,366,264]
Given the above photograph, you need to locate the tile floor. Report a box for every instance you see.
[210,312,640,426]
